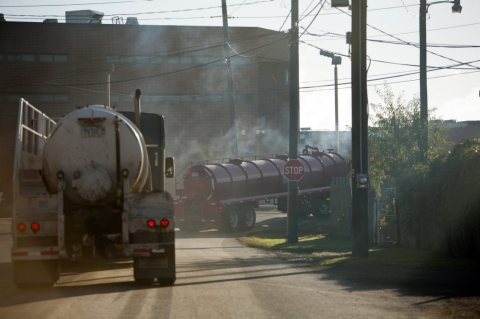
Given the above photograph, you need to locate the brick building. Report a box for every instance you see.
[0,16,290,206]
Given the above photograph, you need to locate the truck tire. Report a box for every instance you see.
[13,260,59,288]
[312,201,330,218]
[157,277,175,286]
[240,206,256,231]
[223,205,240,232]
[135,278,154,286]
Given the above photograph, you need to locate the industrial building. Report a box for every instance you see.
[0,10,290,207]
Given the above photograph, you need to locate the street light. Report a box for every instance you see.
[419,0,461,160]
[320,49,342,153]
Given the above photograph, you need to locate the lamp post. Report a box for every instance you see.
[320,50,342,153]
[419,0,461,159]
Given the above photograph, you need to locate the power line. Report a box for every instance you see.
[334,7,480,71]
[0,0,158,7]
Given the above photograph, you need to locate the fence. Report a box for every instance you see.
[329,177,352,237]
[373,187,398,245]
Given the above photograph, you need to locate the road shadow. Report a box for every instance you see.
[314,264,480,298]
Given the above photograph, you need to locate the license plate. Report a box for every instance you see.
[81,126,104,137]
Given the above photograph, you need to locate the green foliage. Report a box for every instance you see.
[412,138,480,257]
[369,85,450,196]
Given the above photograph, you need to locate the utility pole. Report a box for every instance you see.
[221,0,238,157]
[287,0,299,243]
[419,0,428,160]
[334,62,339,153]
[351,0,369,258]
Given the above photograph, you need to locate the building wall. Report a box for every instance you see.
[0,21,289,205]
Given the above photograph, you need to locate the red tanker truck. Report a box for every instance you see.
[174,147,349,232]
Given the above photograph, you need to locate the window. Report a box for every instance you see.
[196,94,223,103]
[195,57,209,65]
[110,94,120,102]
[7,54,21,62]
[39,55,53,62]
[54,55,67,62]
[164,96,180,103]
[8,94,21,102]
[167,57,179,64]
[119,56,134,63]
[140,96,151,103]
[136,56,150,64]
[39,94,54,102]
[180,95,194,102]
[151,56,162,64]
[54,94,68,102]
[209,57,223,65]
[235,93,254,104]
[232,57,252,65]
[150,96,163,103]
[120,95,132,102]
[180,57,192,64]
[22,54,35,62]
[106,55,118,63]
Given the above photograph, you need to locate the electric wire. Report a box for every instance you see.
[334,7,480,71]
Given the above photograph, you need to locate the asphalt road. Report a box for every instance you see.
[0,213,465,319]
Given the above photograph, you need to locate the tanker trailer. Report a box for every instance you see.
[174,148,348,232]
[11,91,176,287]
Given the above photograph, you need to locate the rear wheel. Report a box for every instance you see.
[240,206,256,231]
[312,201,330,218]
[157,277,175,286]
[135,278,154,286]
[223,205,240,232]
[13,260,59,288]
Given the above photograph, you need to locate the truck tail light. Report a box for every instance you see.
[218,206,223,211]
[160,219,169,227]
[31,222,40,232]
[147,220,155,228]
[17,223,26,232]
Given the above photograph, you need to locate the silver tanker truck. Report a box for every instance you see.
[11,90,176,287]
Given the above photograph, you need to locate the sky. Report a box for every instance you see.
[1,0,479,131]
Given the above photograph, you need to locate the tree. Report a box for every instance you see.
[369,85,450,195]
[369,85,450,246]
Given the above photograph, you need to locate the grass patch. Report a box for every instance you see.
[238,230,480,272]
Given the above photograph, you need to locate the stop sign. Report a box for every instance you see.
[283,159,305,181]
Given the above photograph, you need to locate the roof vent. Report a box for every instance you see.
[0,14,6,22]
[125,17,139,25]
[66,10,104,24]
[43,19,58,23]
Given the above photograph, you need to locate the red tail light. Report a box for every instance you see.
[17,223,26,232]
[31,222,40,232]
[147,220,155,228]
[160,219,169,227]
[218,206,223,210]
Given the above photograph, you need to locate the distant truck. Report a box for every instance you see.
[174,147,348,232]
[11,90,176,287]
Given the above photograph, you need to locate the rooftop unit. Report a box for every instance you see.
[66,10,104,24]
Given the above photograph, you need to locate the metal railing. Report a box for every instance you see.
[13,99,56,197]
